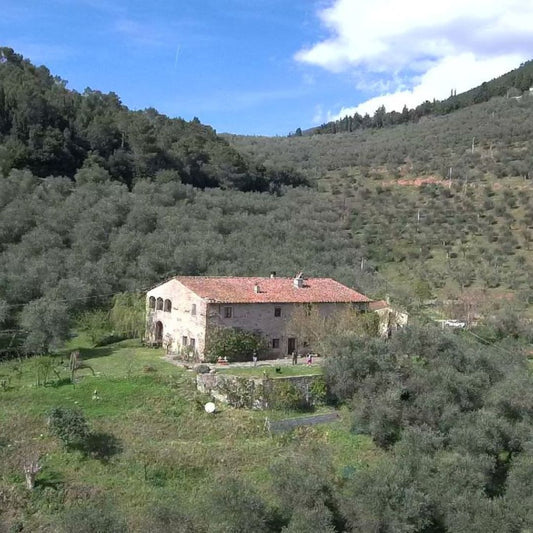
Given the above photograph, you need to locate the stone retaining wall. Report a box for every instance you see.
[197,372,325,410]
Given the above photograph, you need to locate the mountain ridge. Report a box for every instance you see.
[298,59,533,136]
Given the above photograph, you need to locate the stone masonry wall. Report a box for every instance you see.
[197,372,325,410]
[146,278,208,357]
[207,301,363,356]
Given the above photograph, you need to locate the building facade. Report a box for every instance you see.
[145,274,372,359]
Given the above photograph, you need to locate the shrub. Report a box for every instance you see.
[205,327,268,363]
[268,380,309,411]
[47,407,90,449]
[76,309,112,346]
[35,356,62,386]
[309,376,327,405]
[109,292,145,340]
[60,501,127,533]
[199,476,272,533]
[142,502,199,532]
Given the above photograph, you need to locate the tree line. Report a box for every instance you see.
[305,59,533,135]
[0,47,305,192]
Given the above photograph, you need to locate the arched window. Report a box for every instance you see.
[156,297,163,310]
[164,299,172,312]
[148,296,156,310]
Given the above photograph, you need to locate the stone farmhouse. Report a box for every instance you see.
[145,273,374,359]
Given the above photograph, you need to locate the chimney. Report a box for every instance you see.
[254,284,260,294]
[270,271,276,278]
[293,272,304,288]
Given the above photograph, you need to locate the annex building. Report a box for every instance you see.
[145,273,373,359]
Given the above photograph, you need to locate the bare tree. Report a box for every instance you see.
[23,456,41,490]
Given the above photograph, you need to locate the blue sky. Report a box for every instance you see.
[2,0,532,136]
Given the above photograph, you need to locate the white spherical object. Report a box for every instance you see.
[204,402,216,413]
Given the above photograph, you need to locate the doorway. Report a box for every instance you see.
[154,321,163,343]
[287,337,296,355]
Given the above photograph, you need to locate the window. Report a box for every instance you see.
[190,338,196,349]
[156,297,163,311]
[223,306,233,318]
[272,338,280,349]
[191,304,196,316]
[148,296,156,309]
[274,307,281,317]
[182,336,188,346]
[164,299,172,312]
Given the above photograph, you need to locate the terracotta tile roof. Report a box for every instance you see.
[368,300,390,311]
[174,276,371,304]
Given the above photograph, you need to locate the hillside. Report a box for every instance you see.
[227,96,533,314]
[1,51,533,533]
[0,50,532,357]
[304,59,533,135]
[226,94,533,182]
[0,47,304,192]
[1,328,532,531]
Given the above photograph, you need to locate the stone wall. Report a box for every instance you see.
[146,278,208,356]
[207,301,365,357]
[197,372,326,410]
[146,278,369,359]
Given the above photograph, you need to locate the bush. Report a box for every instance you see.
[142,502,199,533]
[76,309,112,346]
[60,501,127,533]
[199,476,272,533]
[205,327,268,363]
[309,376,327,405]
[48,407,90,449]
[268,380,309,411]
[109,293,145,340]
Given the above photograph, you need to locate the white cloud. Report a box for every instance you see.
[297,0,533,119]
[330,53,524,120]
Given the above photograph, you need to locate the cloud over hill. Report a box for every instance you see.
[296,0,533,120]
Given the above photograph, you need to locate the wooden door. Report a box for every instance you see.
[287,337,296,355]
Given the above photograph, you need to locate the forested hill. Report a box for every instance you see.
[304,59,533,136]
[0,48,532,356]
[227,92,533,182]
[0,47,304,192]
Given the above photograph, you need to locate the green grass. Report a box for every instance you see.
[217,364,323,378]
[0,336,377,531]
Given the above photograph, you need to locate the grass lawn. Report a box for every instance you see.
[217,364,323,378]
[0,336,378,531]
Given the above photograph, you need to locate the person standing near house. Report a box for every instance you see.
[307,354,312,365]
[252,350,258,367]
[292,351,298,365]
